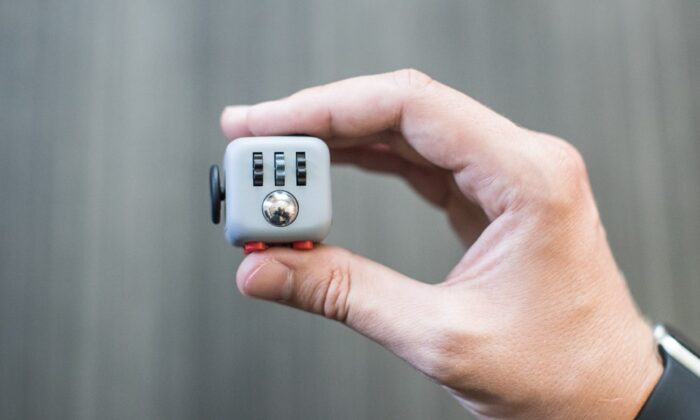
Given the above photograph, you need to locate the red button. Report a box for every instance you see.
[243,241,268,255]
[292,240,314,251]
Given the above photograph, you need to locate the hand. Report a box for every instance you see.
[220,69,662,419]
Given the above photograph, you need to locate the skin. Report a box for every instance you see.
[220,69,662,419]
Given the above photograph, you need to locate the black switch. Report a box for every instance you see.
[252,152,263,186]
[296,152,306,186]
[274,152,285,186]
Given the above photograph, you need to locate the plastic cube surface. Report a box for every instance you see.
[221,136,332,247]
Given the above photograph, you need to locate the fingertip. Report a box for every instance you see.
[235,252,266,295]
[236,253,292,301]
[235,245,330,284]
[235,247,299,295]
[220,105,251,139]
[245,100,297,136]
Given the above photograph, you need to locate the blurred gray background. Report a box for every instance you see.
[1,1,699,419]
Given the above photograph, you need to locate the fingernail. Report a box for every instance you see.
[243,260,291,301]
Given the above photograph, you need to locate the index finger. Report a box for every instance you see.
[220,69,549,218]
[222,69,518,171]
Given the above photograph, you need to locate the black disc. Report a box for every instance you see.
[209,164,225,224]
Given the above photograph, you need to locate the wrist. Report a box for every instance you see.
[565,318,663,419]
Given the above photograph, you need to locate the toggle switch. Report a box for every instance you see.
[274,152,285,186]
[296,152,307,186]
[252,152,263,186]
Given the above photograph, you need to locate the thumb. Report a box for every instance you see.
[236,245,439,350]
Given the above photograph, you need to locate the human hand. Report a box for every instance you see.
[220,69,662,419]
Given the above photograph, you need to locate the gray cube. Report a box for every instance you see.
[214,136,332,250]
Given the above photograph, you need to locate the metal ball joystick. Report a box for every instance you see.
[262,190,298,227]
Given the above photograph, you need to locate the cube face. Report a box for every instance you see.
[222,136,332,247]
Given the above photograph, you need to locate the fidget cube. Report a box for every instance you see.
[210,136,332,254]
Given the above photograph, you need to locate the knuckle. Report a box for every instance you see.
[391,68,434,91]
[552,140,587,183]
[311,261,353,322]
[525,135,591,212]
[550,143,588,205]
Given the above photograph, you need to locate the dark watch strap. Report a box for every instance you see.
[636,328,700,419]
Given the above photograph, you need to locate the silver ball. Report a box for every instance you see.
[262,190,299,227]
